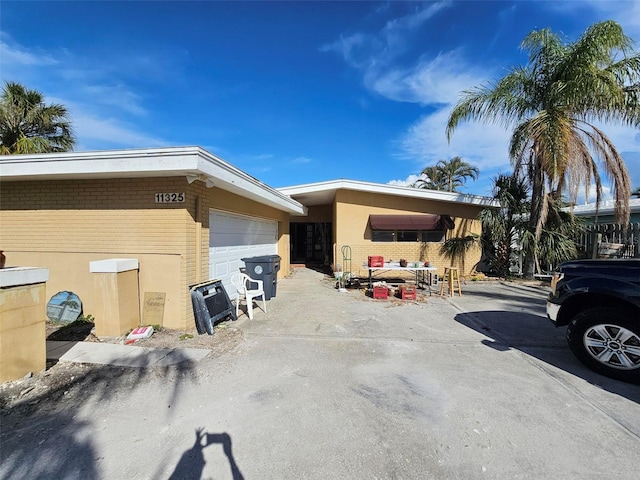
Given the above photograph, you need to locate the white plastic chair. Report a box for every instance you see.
[230,272,267,320]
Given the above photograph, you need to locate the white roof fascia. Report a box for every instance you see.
[278,179,500,208]
[0,147,307,215]
[569,198,640,216]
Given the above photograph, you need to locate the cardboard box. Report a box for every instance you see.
[126,326,154,340]
[368,256,384,267]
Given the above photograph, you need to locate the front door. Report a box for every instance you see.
[290,222,332,264]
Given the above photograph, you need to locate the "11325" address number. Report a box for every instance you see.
[155,193,185,203]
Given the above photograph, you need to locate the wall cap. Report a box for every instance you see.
[0,266,49,288]
[89,258,139,273]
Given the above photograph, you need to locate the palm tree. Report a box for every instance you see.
[479,174,530,277]
[437,156,480,192]
[0,81,75,154]
[413,165,447,190]
[446,21,639,277]
[480,174,584,277]
[413,156,479,192]
[536,204,585,272]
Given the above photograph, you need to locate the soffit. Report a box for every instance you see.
[0,147,307,215]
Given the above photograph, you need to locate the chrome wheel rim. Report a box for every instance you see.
[584,324,640,371]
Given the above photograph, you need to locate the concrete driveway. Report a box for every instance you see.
[2,268,639,479]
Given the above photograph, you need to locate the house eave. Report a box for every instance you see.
[278,179,499,208]
[0,147,307,215]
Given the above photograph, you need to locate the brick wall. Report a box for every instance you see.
[0,177,194,329]
[1,177,294,330]
[332,189,485,279]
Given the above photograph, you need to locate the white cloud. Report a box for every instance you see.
[326,2,640,194]
[320,1,452,76]
[0,38,58,67]
[546,0,640,38]
[387,174,422,187]
[590,120,640,153]
[1,35,166,149]
[248,153,275,161]
[398,107,513,171]
[319,33,378,70]
[384,1,450,32]
[80,84,147,117]
[291,156,312,164]
[379,1,451,54]
[366,49,489,105]
[321,2,506,172]
[67,103,166,149]
[577,184,613,204]
[325,2,480,110]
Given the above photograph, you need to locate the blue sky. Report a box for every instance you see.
[2,0,639,198]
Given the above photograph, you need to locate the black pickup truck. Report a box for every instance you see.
[547,259,640,383]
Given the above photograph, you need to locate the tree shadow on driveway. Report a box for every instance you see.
[0,351,199,480]
[453,309,640,406]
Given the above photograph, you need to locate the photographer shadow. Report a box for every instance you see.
[168,428,244,480]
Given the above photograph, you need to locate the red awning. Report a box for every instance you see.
[368,214,454,231]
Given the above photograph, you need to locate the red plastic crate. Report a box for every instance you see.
[368,256,384,267]
[372,286,388,299]
[400,285,417,300]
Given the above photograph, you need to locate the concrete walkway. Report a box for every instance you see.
[46,340,210,367]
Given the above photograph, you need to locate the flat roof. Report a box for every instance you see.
[570,198,640,217]
[278,179,500,208]
[0,147,307,215]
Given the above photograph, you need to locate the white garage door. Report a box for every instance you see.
[209,210,278,299]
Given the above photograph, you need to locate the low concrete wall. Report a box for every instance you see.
[0,267,49,382]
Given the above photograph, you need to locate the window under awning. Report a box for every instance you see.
[368,214,455,231]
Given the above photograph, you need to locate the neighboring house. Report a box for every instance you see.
[0,147,306,331]
[0,147,498,331]
[278,180,499,279]
[569,198,640,224]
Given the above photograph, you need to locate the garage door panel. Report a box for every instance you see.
[210,214,276,247]
[212,234,275,247]
[209,211,277,300]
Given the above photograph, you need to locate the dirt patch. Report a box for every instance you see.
[1,320,244,416]
[44,318,244,351]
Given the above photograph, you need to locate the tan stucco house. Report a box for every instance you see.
[1,147,306,333]
[1,147,498,334]
[280,180,498,279]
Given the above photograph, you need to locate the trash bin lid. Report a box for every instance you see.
[242,255,281,263]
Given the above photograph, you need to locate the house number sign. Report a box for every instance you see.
[155,193,185,203]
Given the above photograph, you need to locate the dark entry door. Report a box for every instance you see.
[290,222,332,264]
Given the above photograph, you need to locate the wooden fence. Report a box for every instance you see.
[576,223,640,259]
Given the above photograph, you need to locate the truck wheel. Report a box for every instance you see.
[567,308,640,384]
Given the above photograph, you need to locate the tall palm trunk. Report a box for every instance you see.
[524,159,544,278]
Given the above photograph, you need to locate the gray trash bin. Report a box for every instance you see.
[242,255,281,300]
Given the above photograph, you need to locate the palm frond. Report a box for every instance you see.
[0,81,75,154]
